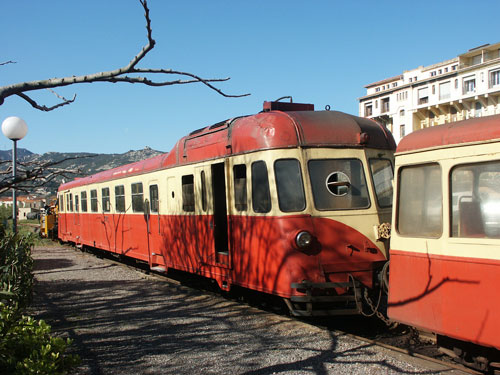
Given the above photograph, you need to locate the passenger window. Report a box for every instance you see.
[233,164,247,211]
[81,191,88,212]
[182,175,195,212]
[397,164,442,237]
[131,183,144,212]
[369,159,393,208]
[149,184,159,213]
[90,190,98,212]
[251,161,271,213]
[274,159,306,212]
[308,159,370,210]
[102,187,110,212]
[201,171,207,212]
[451,161,500,238]
[115,185,125,213]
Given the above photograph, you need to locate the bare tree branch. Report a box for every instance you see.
[0,0,249,110]
[0,61,16,66]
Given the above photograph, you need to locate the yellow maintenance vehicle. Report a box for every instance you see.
[40,201,58,239]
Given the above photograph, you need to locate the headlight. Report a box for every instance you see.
[295,231,313,249]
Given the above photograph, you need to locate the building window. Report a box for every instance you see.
[233,164,247,211]
[381,97,390,113]
[102,187,110,212]
[431,71,436,77]
[399,109,405,117]
[365,104,373,116]
[375,100,378,109]
[90,190,98,212]
[452,65,457,71]
[115,185,125,213]
[463,77,476,94]
[149,184,159,213]
[439,81,451,100]
[400,124,405,138]
[475,102,482,117]
[131,182,144,212]
[490,70,500,87]
[376,87,381,92]
[418,87,429,105]
[181,175,194,212]
[432,85,435,95]
[251,161,271,213]
[81,191,87,212]
[445,67,448,73]
[455,79,458,89]
[409,78,412,83]
[392,82,397,88]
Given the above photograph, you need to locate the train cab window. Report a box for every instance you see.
[75,195,79,212]
[397,164,442,237]
[102,188,110,212]
[308,159,370,210]
[182,175,195,212]
[90,190,98,212]
[274,159,306,212]
[115,185,125,212]
[451,161,500,238]
[233,164,247,211]
[251,161,271,213]
[81,191,88,212]
[149,184,159,213]
[131,183,144,212]
[369,159,394,208]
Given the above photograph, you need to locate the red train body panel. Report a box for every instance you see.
[59,101,396,316]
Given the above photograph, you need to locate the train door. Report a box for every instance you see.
[211,162,230,266]
[59,193,67,236]
[74,194,80,227]
[146,181,162,268]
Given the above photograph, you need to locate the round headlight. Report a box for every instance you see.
[296,231,313,249]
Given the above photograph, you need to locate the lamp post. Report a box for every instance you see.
[1,116,28,233]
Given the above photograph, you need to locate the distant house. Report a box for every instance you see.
[0,196,45,219]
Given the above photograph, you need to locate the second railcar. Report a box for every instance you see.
[58,101,396,316]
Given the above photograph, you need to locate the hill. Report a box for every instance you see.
[0,147,164,195]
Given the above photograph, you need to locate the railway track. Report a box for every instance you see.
[71,243,483,375]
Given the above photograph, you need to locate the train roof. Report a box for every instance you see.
[59,102,395,191]
[397,114,500,154]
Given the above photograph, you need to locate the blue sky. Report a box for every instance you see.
[1,0,499,154]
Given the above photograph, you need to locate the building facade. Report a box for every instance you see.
[359,42,500,143]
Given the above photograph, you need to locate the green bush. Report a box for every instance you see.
[0,303,79,375]
[0,227,34,308]
[0,227,80,374]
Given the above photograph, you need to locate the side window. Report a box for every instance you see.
[233,164,247,211]
[251,161,271,213]
[75,195,79,212]
[274,159,306,212]
[90,190,98,212]
[308,159,370,210]
[115,185,125,213]
[369,158,394,208]
[81,191,88,212]
[201,171,207,212]
[102,187,110,212]
[131,183,144,212]
[397,164,442,237]
[66,194,70,212]
[451,161,500,238]
[182,175,195,212]
[149,184,159,213]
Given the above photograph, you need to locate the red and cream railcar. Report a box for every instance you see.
[58,101,396,316]
[388,115,500,369]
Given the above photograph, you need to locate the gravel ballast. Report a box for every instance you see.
[31,245,468,375]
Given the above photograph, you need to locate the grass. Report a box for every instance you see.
[5,219,61,247]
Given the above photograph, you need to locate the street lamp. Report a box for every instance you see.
[1,116,28,233]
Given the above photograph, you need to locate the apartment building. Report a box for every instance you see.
[359,42,500,143]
